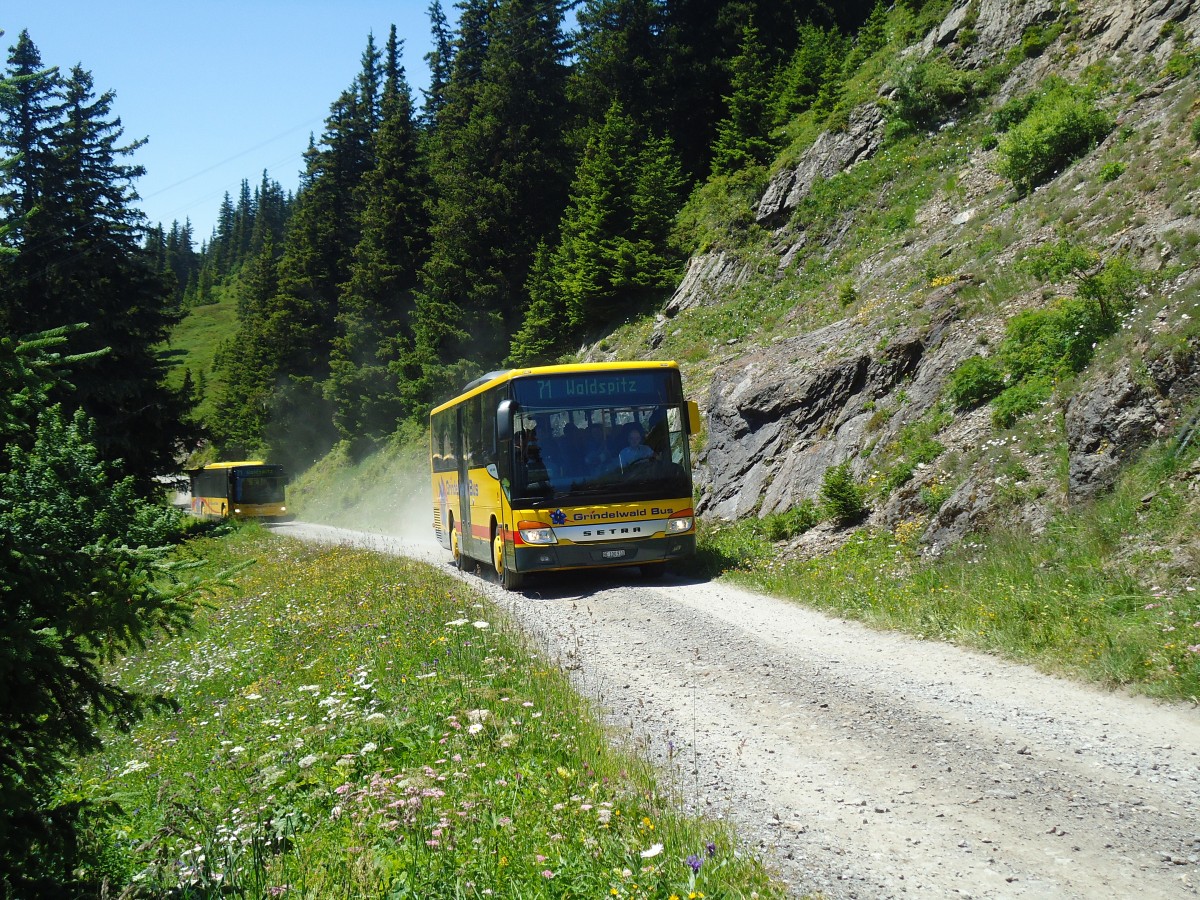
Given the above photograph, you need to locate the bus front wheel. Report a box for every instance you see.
[493,530,524,591]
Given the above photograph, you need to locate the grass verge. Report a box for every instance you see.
[691,440,1200,702]
[68,528,787,899]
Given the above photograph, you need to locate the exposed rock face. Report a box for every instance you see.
[677,0,1200,549]
[1074,0,1199,65]
[663,251,755,319]
[698,306,975,519]
[922,0,1059,68]
[1065,344,1200,502]
[1064,364,1162,503]
[755,104,886,227]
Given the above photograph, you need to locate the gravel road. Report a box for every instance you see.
[275,521,1200,899]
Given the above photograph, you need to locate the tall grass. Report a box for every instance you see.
[68,529,786,898]
[703,440,1200,702]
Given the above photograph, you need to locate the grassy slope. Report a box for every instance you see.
[71,529,788,898]
[159,291,237,424]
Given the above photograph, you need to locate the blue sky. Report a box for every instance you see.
[3,1,438,243]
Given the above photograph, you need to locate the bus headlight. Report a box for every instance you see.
[668,512,694,533]
[518,521,557,544]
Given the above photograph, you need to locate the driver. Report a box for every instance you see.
[618,422,656,469]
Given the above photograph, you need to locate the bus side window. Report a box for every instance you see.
[480,387,500,468]
[666,407,685,465]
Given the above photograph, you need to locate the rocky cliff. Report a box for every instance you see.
[633,0,1200,559]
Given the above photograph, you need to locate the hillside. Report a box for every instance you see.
[572,0,1200,572]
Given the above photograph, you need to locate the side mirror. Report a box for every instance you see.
[496,399,519,443]
[686,400,701,435]
[496,399,519,488]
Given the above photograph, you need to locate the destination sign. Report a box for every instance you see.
[513,372,672,408]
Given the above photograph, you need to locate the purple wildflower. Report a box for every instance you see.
[686,854,703,873]
[706,841,717,857]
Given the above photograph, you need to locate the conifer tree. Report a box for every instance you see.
[509,102,685,364]
[0,36,196,488]
[421,0,455,128]
[710,19,775,175]
[328,26,428,442]
[771,22,848,127]
[569,0,669,130]
[413,0,572,385]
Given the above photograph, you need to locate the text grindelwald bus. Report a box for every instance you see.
[429,362,700,589]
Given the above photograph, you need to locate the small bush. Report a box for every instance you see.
[758,500,821,541]
[999,295,1113,381]
[1019,22,1064,59]
[991,375,1054,428]
[1018,239,1099,281]
[1097,160,1126,182]
[991,92,1039,133]
[948,355,1005,408]
[996,80,1113,195]
[1076,255,1146,319]
[890,53,970,130]
[821,462,867,525]
[1191,115,1200,145]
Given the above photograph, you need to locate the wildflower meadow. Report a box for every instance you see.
[68,529,785,899]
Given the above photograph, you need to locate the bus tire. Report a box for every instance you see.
[493,530,524,591]
[450,522,463,570]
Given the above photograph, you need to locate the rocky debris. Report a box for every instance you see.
[1074,0,1199,68]
[755,104,886,228]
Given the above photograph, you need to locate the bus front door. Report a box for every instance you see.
[457,408,475,561]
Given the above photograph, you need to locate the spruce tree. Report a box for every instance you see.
[569,0,669,130]
[0,38,196,489]
[421,0,455,128]
[414,0,572,384]
[509,103,685,364]
[710,19,775,175]
[329,26,428,442]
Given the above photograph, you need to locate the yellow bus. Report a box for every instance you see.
[430,361,701,589]
[187,461,290,520]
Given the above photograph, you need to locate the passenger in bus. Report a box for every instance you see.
[561,421,585,470]
[584,423,613,470]
[523,417,561,478]
[619,422,656,469]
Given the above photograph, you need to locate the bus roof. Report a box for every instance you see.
[186,460,271,473]
[430,360,681,416]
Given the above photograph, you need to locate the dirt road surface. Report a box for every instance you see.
[275,522,1200,899]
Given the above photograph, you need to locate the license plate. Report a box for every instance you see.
[601,549,626,559]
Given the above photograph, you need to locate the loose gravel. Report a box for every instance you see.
[279,522,1200,898]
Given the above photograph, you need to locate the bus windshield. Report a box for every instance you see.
[233,468,286,504]
[509,371,691,504]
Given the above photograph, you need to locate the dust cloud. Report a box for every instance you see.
[288,449,441,550]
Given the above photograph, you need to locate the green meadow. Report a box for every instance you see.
[68,528,787,899]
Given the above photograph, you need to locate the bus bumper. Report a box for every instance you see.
[512,534,696,573]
